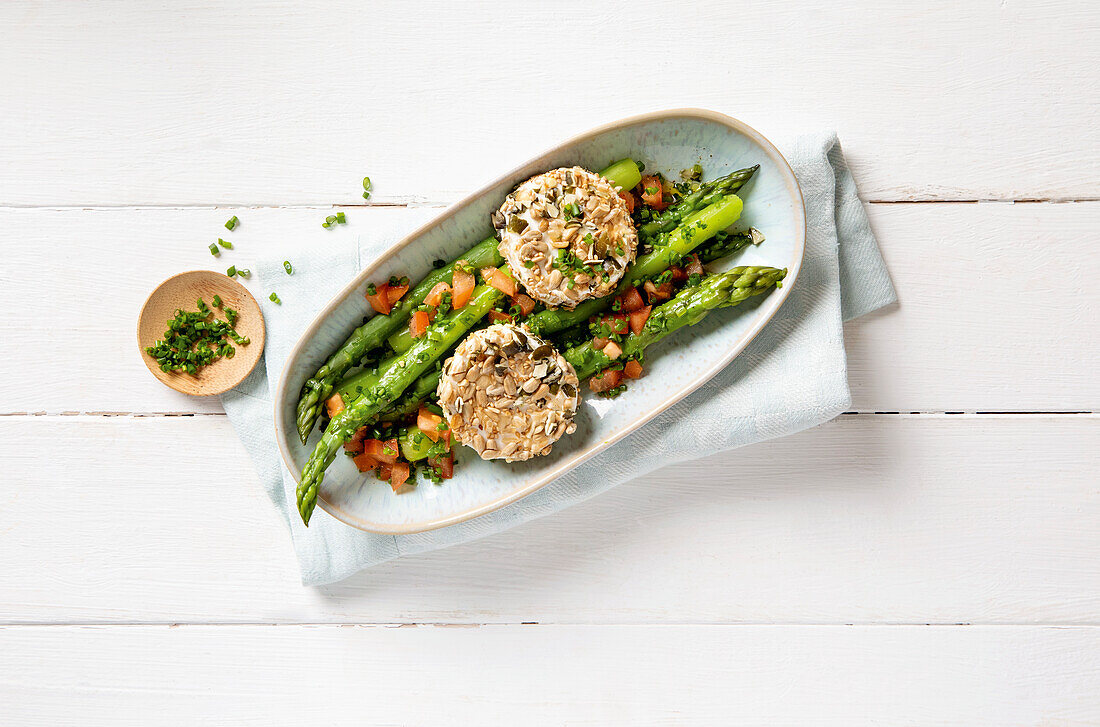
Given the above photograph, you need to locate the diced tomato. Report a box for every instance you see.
[592,336,609,350]
[619,191,636,214]
[363,438,399,465]
[389,462,411,492]
[644,280,673,304]
[425,282,452,307]
[418,405,445,443]
[377,462,393,482]
[325,393,345,418]
[639,174,667,211]
[623,360,644,379]
[513,293,537,316]
[345,426,369,454]
[685,254,704,277]
[669,266,688,283]
[602,313,629,336]
[386,280,409,306]
[629,305,652,335]
[603,341,622,360]
[365,283,392,315]
[482,267,517,297]
[352,452,378,473]
[589,368,622,393]
[487,310,513,324]
[409,309,430,338]
[428,451,454,479]
[451,264,475,309]
[618,286,645,314]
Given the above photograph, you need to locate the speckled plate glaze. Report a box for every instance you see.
[274,109,805,533]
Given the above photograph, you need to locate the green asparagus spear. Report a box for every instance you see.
[600,158,643,193]
[297,281,506,525]
[638,165,758,241]
[698,227,764,263]
[335,350,447,414]
[377,365,443,422]
[374,265,786,421]
[564,266,787,380]
[295,159,643,444]
[524,194,744,338]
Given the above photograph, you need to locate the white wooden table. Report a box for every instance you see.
[2,2,1098,723]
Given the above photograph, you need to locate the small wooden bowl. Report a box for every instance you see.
[137,270,266,396]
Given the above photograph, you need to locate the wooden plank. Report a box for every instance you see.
[1,624,1096,725]
[0,0,1097,206]
[1,414,1095,625]
[846,200,1100,411]
[0,202,1095,414]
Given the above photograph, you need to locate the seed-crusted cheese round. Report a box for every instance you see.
[437,324,579,462]
[494,166,637,310]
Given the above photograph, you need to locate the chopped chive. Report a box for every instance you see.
[283,260,293,275]
[362,176,372,191]
[269,292,281,304]
[335,212,346,224]
[226,265,237,278]
[208,243,220,256]
[213,294,222,307]
[236,268,251,278]
[326,215,337,224]
[142,298,247,374]
[322,221,331,228]
[217,238,233,250]
[362,192,371,200]
[225,216,239,231]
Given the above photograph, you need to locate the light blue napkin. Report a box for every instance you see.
[223,131,896,586]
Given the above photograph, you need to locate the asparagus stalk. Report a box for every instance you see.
[565,266,787,380]
[698,227,764,263]
[334,355,445,422]
[295,160,642,444]
[377,265,786,420]
[296,281,506,525]
[524,194,744,338]
[638,165,758,241]
[600,158,644,193]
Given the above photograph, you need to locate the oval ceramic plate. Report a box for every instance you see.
[275,109,805,533]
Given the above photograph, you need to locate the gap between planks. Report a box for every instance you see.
[1,198,1099,211]
[0,411,1093,418]
[2,622,1098,628]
